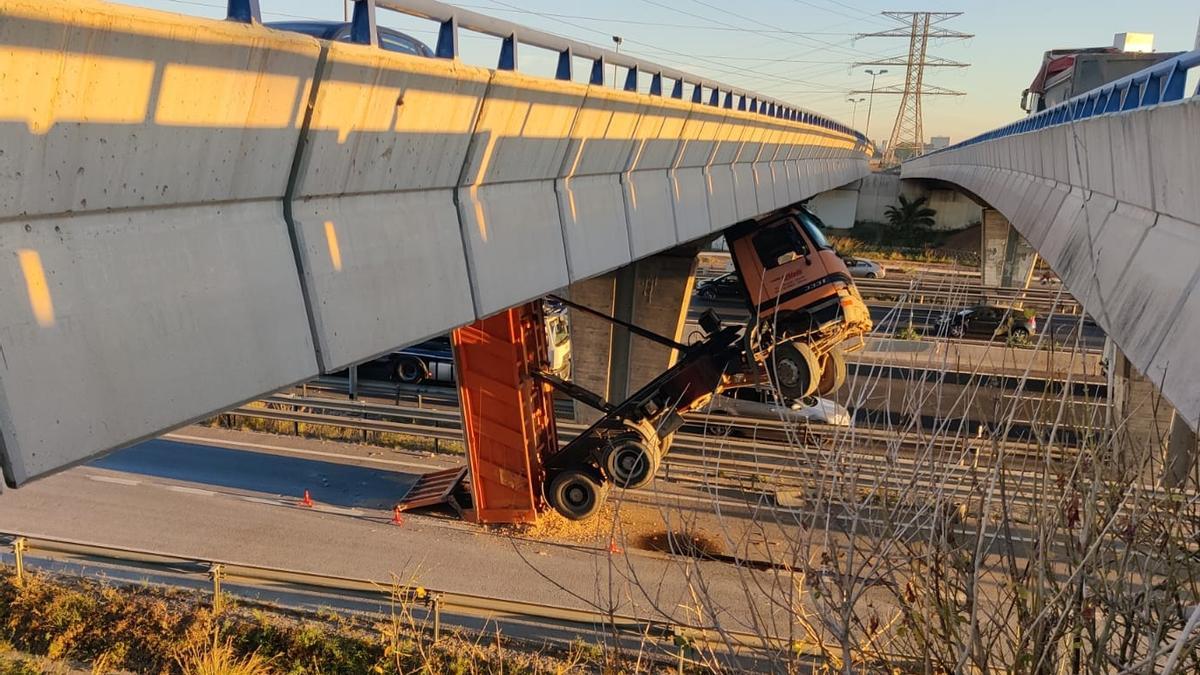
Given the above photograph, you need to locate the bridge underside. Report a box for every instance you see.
[903,97,1200,432]
[0,1,869,486]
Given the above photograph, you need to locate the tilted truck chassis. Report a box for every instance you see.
[535,296,747,519]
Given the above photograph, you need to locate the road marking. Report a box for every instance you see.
[86,474,140,486]
[164,433,450,473]
[165,485,215,496]
[311,504,364,516]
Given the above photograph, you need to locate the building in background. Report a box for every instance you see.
[927,136,951,151]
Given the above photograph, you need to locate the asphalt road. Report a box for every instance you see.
[0,430,822,638]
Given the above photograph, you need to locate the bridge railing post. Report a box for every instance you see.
[225,0,260,23]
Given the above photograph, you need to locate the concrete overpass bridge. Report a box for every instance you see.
[0,0,872,485]
[903,49,1200,445]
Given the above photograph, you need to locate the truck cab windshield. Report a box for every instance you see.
[796,210,832,250]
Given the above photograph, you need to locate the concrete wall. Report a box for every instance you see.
[854,172,983,230]
[807,189,860,229]
[903,97,1200,431]
[0,0,872,485]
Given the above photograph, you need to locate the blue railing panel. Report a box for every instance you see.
[917,48,1200,157]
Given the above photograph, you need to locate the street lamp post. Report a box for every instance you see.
[612,36,623,88]
[864,68,888,143]
[847,97,866,129]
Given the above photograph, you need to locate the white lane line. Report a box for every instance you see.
[239,496,287,507]
[86,475,141,486]
[311,504,365,516]
[164,433,451,473]
[165,485,215,496]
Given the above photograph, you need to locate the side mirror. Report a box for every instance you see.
[804,255,812,266]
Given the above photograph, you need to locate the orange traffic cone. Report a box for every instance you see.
[299,490,314,508]
[391,506,405,526]
[608,539,623,555]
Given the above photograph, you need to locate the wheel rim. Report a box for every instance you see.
[398,361,420,382]
[775,357,801,387]
[611,444,651,486]
[564,483,589,508]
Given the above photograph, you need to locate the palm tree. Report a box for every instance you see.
[884,195,937,230]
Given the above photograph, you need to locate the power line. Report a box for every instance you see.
[482,0,855,94]
[456,4,860,36]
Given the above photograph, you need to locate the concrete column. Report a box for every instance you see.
[1165,413,1198,489]
[563,247,699,422]
[562,274,618,423]
[1105,340,1177,474]
[621,248,700,396]
[981,208,1038,289]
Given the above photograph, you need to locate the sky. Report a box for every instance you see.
[123,0,1198,144]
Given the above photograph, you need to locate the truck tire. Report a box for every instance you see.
[394,357,426,384]
[603,432,661,490]
[816,347,847,396]
[768,341,820,400]
[546,470,609,521]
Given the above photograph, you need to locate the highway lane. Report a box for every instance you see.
[0,430,827,638]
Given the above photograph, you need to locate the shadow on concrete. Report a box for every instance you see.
[90,439,415,510]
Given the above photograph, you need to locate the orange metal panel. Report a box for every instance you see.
[451,302,557,524]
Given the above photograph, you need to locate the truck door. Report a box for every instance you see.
[743,215,831,308]
[795,208,850,282]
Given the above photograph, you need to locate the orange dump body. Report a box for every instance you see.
[451,302,557,524]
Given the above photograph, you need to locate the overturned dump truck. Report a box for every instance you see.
[428,205,874,522]
[534,206,874,520]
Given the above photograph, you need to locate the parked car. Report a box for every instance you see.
[687,386,852,441]
[843,257,886,279]
[693,272,745,301]
[266,21,433,56]
[385,300,571,385]
[934,304,1037,340]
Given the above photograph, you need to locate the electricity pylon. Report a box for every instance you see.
[851,12,972,165]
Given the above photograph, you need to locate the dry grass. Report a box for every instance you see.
[206,402,465,456]
[0,571,608,674]
[176,632,271,675]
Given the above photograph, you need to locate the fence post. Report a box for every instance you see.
[432,594,442,641]
[12,537,27,584]
[209,563,225,612]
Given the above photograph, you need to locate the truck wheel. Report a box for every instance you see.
[395,357,426,384]
[603,433,660,490]
[768,342,820,400]
[546,470,609,521]
[816,347,847,396]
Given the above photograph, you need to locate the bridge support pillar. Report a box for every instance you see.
[980,208,1038,289]
[1165,414,1198,489]
[565,247,700,423]
[1105,341,1180,478]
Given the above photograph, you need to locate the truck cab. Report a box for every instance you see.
[725,206,872,399]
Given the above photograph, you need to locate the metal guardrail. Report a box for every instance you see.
[228,394,1091,509]
[922,48,1200,156]
[0,532,802,664]
[853,278,1085,315]
[224,0,866,141]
